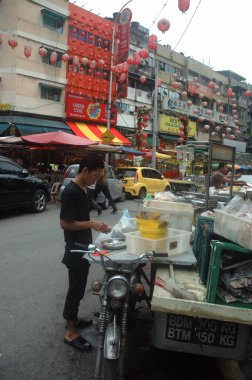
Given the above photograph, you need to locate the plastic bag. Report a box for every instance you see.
[111,208,136,238]
[154,191,176,201]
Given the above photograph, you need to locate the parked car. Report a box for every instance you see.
[59,164,125,208]
[115,166,170,198]
[0,156,51,213]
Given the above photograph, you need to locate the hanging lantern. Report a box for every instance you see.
[157,18,170,33]
[186,100,192,106]
[126,55,134,65]
[204,124,210,130]
[50,51,57,64]
[199,93,204,99]
[216,92,221,96]
[230,135,235,140]
[121,62,129,73]
[119,73,126,83]
[8,39,18,48]
[178,0,190,13]
[193,109,199,115]
[179,124,184,131]
[211,132,216,137]
[24,45,31,58]
[235,130,241,135]
[139,75,146,84]
[133,51,142,65]
[98,59,105,67]
[222,134,226,138]
[210,118,216,124]
[193,76,198,82]
[148,34,157,50]
[214,85,219,92]
[90,60,97,69]
[189,85,196,96]
[139,48,149,59]
[206,110,212,115]
[215,126,221,132]
[226,127,231,133]
[245,90,251,97]
[172,82,180,89]
[61,53,69,62]
[115,63,123,74]
[216,99,222,105]
[208,81,215,89]
[232,103,237,109]
[226,87,233,98]
[157,78,162,87]
[181,91,187,97]
[202,101,208,107]
[143,114,149,122]
[218,106,223,112]
[81,57,89,65]
[198,116,204,123]
[73,55,79,66]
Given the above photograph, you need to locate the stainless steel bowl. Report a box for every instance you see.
[101,238,126,250]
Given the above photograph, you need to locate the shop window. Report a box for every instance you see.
[41,9,66,33]
[40,84,62,102]
[42,49,63,68]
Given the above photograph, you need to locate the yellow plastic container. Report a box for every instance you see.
[136,218,168,239]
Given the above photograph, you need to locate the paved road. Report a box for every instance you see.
[0,200,250,380]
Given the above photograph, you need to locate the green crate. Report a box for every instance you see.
[206,241,252,308]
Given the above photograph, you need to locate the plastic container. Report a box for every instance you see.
[125,228,191,257]
[144,200,194,232]
[136,217,168,239]
[214,209,252,250]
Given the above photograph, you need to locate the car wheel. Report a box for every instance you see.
[31,189,47,213]
[119,190,126,202]
[138,187,147,199]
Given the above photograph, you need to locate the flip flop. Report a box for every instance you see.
[64,335,92,351]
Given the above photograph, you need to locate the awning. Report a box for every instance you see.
[0,116,72,136]
[66,122,131,146]
[159,133,196,142]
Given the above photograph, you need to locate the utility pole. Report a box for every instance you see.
[151,61,159,169]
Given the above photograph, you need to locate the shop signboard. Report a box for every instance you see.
[162,97,235,127]
[160,114,196,137]
[66,94,117,125]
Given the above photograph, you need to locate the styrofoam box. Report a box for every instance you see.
[144,200,194,232]
[214,209,252,250]
[125,228,192,257]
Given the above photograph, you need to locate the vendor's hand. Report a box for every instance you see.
[92,221,111,233]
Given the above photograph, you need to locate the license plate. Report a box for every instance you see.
[165,314,239,349]
[122,179,127,183]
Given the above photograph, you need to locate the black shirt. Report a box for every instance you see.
[60,181,92,254]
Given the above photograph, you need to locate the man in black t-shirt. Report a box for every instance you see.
[60,156,111,351]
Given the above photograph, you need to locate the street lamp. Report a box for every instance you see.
[151,62,159,169]
[106,0,133,131]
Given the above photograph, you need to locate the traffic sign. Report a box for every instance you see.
[101,129,115,144]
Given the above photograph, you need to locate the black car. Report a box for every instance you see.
[0,156,51,213]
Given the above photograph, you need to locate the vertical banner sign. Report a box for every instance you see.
[117,8,132,99]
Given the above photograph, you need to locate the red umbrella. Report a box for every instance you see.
[21,131,98,147]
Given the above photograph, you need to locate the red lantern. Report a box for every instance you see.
[81,57,89,65]
[198,116,204,123]
[181,91,187,97]
[157,18,170,33]
[139,49,149,59]
[90,60,97,69]
[119,73,126,83]
[133,51,141,65]
[157,78,162,87]
[143,114,149,122]
[245,90,251,97]
[8,39,18,48]
[50,51,57,64]
[139,75,146,84]
[98,59,105,67]
[204,125,210,131]
[178,0,190,13]
[208,81,215,89]
[172,82,179,89]
[148,34,157,50]
[121,62,129,73]
[73,55,79,66]
[24,45,31,58]
[226,87,233,98]
[61,53,69,62]
[126,55,134,65]
[230,135,235,140]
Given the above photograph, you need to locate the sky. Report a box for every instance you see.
[69,0,252,84]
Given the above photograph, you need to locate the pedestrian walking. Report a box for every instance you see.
[93,161,118,214]
[60,156,111,351]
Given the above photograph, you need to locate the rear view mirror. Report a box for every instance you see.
[116,173,124,180]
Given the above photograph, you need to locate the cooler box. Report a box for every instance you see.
[125,228,191,258]
[144,200,194,232]
[214,209,252,251]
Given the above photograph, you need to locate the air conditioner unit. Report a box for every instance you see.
[178,76,186,82]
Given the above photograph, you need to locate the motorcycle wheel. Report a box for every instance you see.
[102,358,119,380]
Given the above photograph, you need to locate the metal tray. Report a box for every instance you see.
[101,238,127,250]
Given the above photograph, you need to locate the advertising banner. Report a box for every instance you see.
[66,94,117,125]
[160,115,196,137]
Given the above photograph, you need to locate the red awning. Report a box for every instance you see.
[21,131,97,146]
[66,122,131,146]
